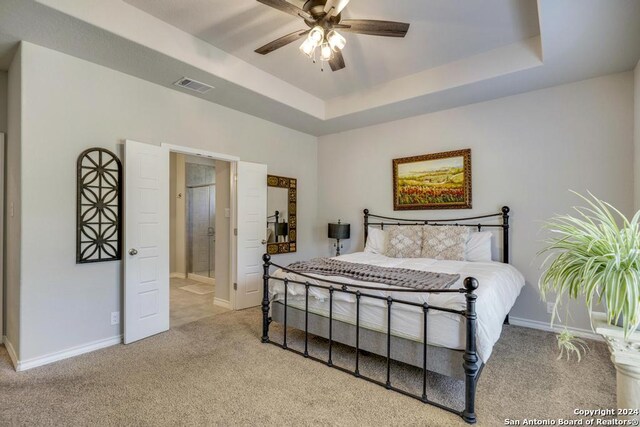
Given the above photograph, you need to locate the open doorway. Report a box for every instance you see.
[124,140,265,344]
[169,152,232,327]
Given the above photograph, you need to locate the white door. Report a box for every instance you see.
[235,161,267,310]
[124,140,170,344]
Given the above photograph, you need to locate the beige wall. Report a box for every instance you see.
[318,72,635,333]
[15,42,318,362]
[0,71,7,134]
[214,160,231,302]
[169,152,177,273]
[169,153,187,276]
[5,46,21,354]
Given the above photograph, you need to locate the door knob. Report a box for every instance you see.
[261,240,267,245]
[129,248,138,256]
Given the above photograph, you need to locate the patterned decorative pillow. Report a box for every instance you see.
[385,225,423,258]
[421,226,469,261]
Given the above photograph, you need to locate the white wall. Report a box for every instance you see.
[5,46,21,354]
[318,72,635,332]
[10,39,637,364]
[635,60,640,211]
[16,42,318,362]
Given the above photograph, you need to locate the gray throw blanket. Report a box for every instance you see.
[286,258,459,290]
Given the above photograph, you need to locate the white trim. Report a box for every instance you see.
[214,298,232,310]
[161,143,240,163]
[12,335,122,372]
[509,317,603,342]
[2,336,19,371]
[187,273,215,285]
[170,272,187,279]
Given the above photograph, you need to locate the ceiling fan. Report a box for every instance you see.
[254,0,410,72]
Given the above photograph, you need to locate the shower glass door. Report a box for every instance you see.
[187,163,216,280]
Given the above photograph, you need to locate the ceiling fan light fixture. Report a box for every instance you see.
[320,42,333,61]
[299,37,316,58]
[254,0,410,73]
[309,26,325,44]
[327,30,346,52]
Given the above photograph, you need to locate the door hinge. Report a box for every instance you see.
[233,228,238,236]
[233,283,238,291]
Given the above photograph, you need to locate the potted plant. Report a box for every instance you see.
[539,192,640,344]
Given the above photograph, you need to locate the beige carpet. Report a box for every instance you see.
[0,308,615,426]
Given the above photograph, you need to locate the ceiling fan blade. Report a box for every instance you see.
[329,49,346,72]
[340,19,410,37]
[255,29,310,55]
[256,0,312,20]
[324,0,351,16]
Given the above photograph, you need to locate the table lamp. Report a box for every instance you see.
[328,219,350,256]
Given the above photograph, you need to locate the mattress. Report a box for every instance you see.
[269,252,525,363]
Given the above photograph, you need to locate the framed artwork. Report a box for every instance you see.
[393,149,472,210]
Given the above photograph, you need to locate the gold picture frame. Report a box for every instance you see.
[393,149,472,210]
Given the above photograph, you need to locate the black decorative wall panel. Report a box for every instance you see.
[76,148,122,263]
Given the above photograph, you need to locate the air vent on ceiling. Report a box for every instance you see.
[173,77,214,94]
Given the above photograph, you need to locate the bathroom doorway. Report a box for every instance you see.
[169,152,232,328]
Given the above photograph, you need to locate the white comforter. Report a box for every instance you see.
[269,252,524,362]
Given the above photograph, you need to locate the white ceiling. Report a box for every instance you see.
[0,0,639,136]
[123,0,541,100]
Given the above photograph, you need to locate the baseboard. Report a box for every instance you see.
[170,272,186,279]
[214,298,231,309]
[2,336,19,371]
[509,316,603,342]
[12,335,122,372]
[187,273,215,285]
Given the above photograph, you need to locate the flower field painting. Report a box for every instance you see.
[393,149,472,210]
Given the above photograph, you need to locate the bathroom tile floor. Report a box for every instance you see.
[170,277,230,328]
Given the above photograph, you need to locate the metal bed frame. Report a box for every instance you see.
[261,206,511,424]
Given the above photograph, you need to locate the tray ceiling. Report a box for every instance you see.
[124,0,540,100]
[1,0,639,135]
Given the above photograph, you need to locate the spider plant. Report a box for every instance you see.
[556,329,589,362]
[539,191,640,340]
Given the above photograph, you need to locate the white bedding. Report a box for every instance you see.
[269,252,524,363]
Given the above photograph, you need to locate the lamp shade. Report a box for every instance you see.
[275,222,289,237]
[328,222,350,240]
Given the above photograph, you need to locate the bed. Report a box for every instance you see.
[260,207,524,424]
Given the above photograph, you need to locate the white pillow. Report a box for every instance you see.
[466,231,492,262]
[364,227,387,254]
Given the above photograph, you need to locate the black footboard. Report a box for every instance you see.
[261,254,482,424]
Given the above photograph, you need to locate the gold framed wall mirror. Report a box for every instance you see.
[267,175,297,254]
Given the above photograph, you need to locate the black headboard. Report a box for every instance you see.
[363,207,511,264]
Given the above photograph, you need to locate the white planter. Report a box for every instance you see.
[594,312,640,422]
